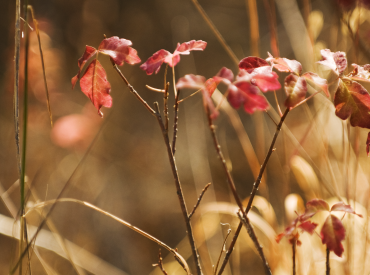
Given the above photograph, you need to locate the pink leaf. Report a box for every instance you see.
[249,66,281,92]
[267,53,302,75]
[140,49,171,75]
[298,221,318,234]
[214,67,234,83]
[318,49,347,76]
[321,214,345,257]
[239,56,269,73]
[334,79,370,128]
[174,40,207,55]
[367,132,370,156]
[302,72,329,97]
[80,59,112,117]
[348,64,370,83]
[98,36,140,66]
[284,74,308,108]
[330,202,363,217]
[71,45,97,89]
[228,81,269,113]
[306,199,330,211]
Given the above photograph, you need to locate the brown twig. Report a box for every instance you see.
[218,108,290,275]
[171,90,181,156]
[109,60,156,115]
[214,224,231,275]
[206,107,271,274]
[237,212,271,275]
[153,102,202,275]
[326,247,330,275]
[153,249,168,275]
[189,182,211,219]
[293,240,296,275]
[164,82,170,131]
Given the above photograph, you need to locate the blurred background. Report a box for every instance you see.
[1,0,370,274]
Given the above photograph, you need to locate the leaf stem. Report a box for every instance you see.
[154,102,202,275]
[293,240,296,275]
[218,108,290,275]
[326,247,330,275]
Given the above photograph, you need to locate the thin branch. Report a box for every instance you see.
[172,65,177,97]
[28,6,53,127]
[326,247,330,275]
[292,91,319,109]
[190,0,239,67]
[214,224,231,275]
[164,82,170,132]
[153,249,168,275]
[206,107,271,274]
[264,110,277,126]
[237,212,271,275]
[146,85,165,93]
[218,108,290,275]
[109,59,156,115]
[274,91,282,117]
[26,199,191,275]
[189,182,211,219]
[171,90,181,156]
[293,240,296,275]
[178,89,201,103]
[153,102,202,275]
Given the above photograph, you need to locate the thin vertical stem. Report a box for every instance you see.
[172,90,181,156]
[14,0,21,178]
[326,247,330,275]
[262,0,279,57]
[246,0,259,57]
[292,241,296,275]
[163,82,170,132]
[154,102,202,275]
[218,108,290,275]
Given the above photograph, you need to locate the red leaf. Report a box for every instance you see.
[302,72,329,97]
[71,45,97,89]
[228,81,269,114]
[298,221,318,234]
[98,36,141,66]
[267,53,302,75]
[214,67,234,83]
[348,64,370,83]
[249,66,281,92]
[284,74,307,108]
[321,214,345,257]
[306,199,330,211]
[334,79,370,128]
[140,49,171,75]
[239,56,269,73]
[367,132,370,156]
[141,40,207,74]
[318,49,347,76]
[330,202,363,217]
[80,59,112,117]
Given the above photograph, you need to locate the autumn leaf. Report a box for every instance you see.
[140,40,207,75]
[247,66,281,92]
[239,56,269,73]
[267,52,302,75]
[213,67,234,84]
[80,59,112,117]
[321,214,345,257]
[98,36,141,66]
[298,221,318,234]
[71,45,97,89]
[318,49,347,76]
[276,216,317,245]
[330,202,363,217]
[348,64,370,83]
[284,74,307,108]
[334,79,370,128]
[302,72,329,97]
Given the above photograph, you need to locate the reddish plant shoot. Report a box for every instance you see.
[140,40,207,75]
[72,36,141,117]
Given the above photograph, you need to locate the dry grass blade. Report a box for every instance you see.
[26,198,191,275]
[28,6,53,127]
[246,0,259,57]
[14,0,21,178]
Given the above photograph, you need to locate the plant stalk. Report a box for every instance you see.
[293,240,296,275]
[154,102,202,275]
[218,108,290,275]
[326,247,330,275]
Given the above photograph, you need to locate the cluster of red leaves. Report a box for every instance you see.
[140,40,207,75]
[71,36,141,117]
[277,198,362,257]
